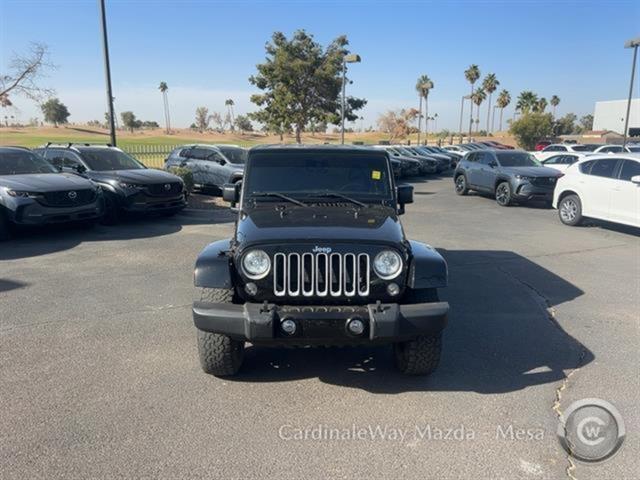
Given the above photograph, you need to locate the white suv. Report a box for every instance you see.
[553,154,640,227]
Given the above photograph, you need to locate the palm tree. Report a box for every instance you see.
[550,95,560,118]
[516,91,539,114]
[496,90,511,131]
[415,75,433,144]
[471,89,486,133]
[536,97,548,113]
[481,73,499,132]
[225,99,235,131]
[464,65,480,138]
[158,82,170,134]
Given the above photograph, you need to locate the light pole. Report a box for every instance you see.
[623,37,640,147]
[434,113,438,133]
[459,95,471,142]
[98,0,116,147]
[341,53,361,145]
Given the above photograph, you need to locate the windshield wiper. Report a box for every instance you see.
[309,192,367,208]
[251,191,308,207]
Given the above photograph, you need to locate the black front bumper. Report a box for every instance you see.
[121,193,187,213]
[193,301,449,345]
[514,183,555,201]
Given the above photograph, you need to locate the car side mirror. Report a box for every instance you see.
[222,183,240,203]
[396,184,413,215]
[489,161,498,168]
[631,175,640,185]
[74,164,87,174]
[218,158,226,166]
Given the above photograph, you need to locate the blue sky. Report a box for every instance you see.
[1,0,639,130]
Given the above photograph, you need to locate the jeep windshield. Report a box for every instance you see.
[77,148,145,171]
[0,150,58,175]
[496,152,540,167]
[244,152,392,203]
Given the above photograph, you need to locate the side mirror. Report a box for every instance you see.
[396,184,413,215]
[219,158,226,166]
[222,183,240,203]
[631,175,640,185]
[74,164,87,174]
[489,161,498,168]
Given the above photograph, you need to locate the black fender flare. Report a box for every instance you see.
[407,240,448,289]
[194,238,234,288]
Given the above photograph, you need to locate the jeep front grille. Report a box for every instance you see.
[273,252,370,297]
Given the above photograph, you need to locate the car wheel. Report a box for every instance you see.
[0,209,11,241]
[454,174,469,195]
[394,333,442,376]
[558,194,583,226]
[495,182,512,206]
[196,287,245,376]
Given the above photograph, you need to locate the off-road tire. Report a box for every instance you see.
[558,194,583,226]
[495,181,512,206]
[394,333,442,376]
[454,174,469,195]
[394,287,442,375]
[196,287,245,376]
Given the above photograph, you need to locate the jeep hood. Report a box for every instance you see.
[86,169,182,184]
[236,205,405,247]
[0,173,95,192]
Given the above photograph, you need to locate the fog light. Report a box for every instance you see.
[347,318,365,335]
[387,283,400,296]
[244,282,258,296]
[281,318,297,335]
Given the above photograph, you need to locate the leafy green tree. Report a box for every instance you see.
[516,91,539,114]
[550,95,560,118]
[481,73,499,132]
[580,114,594,132]
[40,98,69,126]
[249,30,366,143]
[509,112,553,150]
[415,74,433,143]
[554,113,577,135]
[120,111,137,132]
[235,114,253,133]
[495,90,511,132]
[464,65,480,136]
[535,97,548,113]
[195,107,209,132]
[158,82,170,133]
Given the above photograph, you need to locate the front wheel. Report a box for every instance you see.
[495,181,512,206]
[454,174,469,195]
[558,194,583,226]
[394,333,443,376]
[197,331,245,376]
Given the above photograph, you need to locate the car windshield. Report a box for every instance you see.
[244,152,392,202]
[496,151,540,167]
[217,146,247,164]
[0,150,58,175]
[572,145,596,152]
[78,148,145,171]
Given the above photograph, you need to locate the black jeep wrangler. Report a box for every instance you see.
[192,145,449,376]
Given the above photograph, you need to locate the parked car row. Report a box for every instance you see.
[534,142,640,160]
[373,145,461,176]
[453,148,640,228]
[1,144,188,240]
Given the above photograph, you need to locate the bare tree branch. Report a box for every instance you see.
[0,43,56,106]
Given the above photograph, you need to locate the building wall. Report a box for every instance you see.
[593,99,639,134]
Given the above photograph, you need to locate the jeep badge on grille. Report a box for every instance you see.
[312,246,332,254]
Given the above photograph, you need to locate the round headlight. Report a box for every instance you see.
[242,250,271,279]
[373,250,403,279]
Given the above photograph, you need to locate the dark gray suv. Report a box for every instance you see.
[453,150,562,206]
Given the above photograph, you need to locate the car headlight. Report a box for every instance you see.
[373,250,403,279]
[6,190,41,198]
[515,175,533,181]
[242,250,271,279]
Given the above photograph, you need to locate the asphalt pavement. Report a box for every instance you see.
[1,175,638,479]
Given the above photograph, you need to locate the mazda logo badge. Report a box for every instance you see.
[68,191,77,200]
[164,184,171,191]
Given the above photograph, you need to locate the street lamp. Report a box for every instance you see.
[622,37,640,147]
[98,0,117,146]
[341,53,361,145]
[459,95,470,142]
